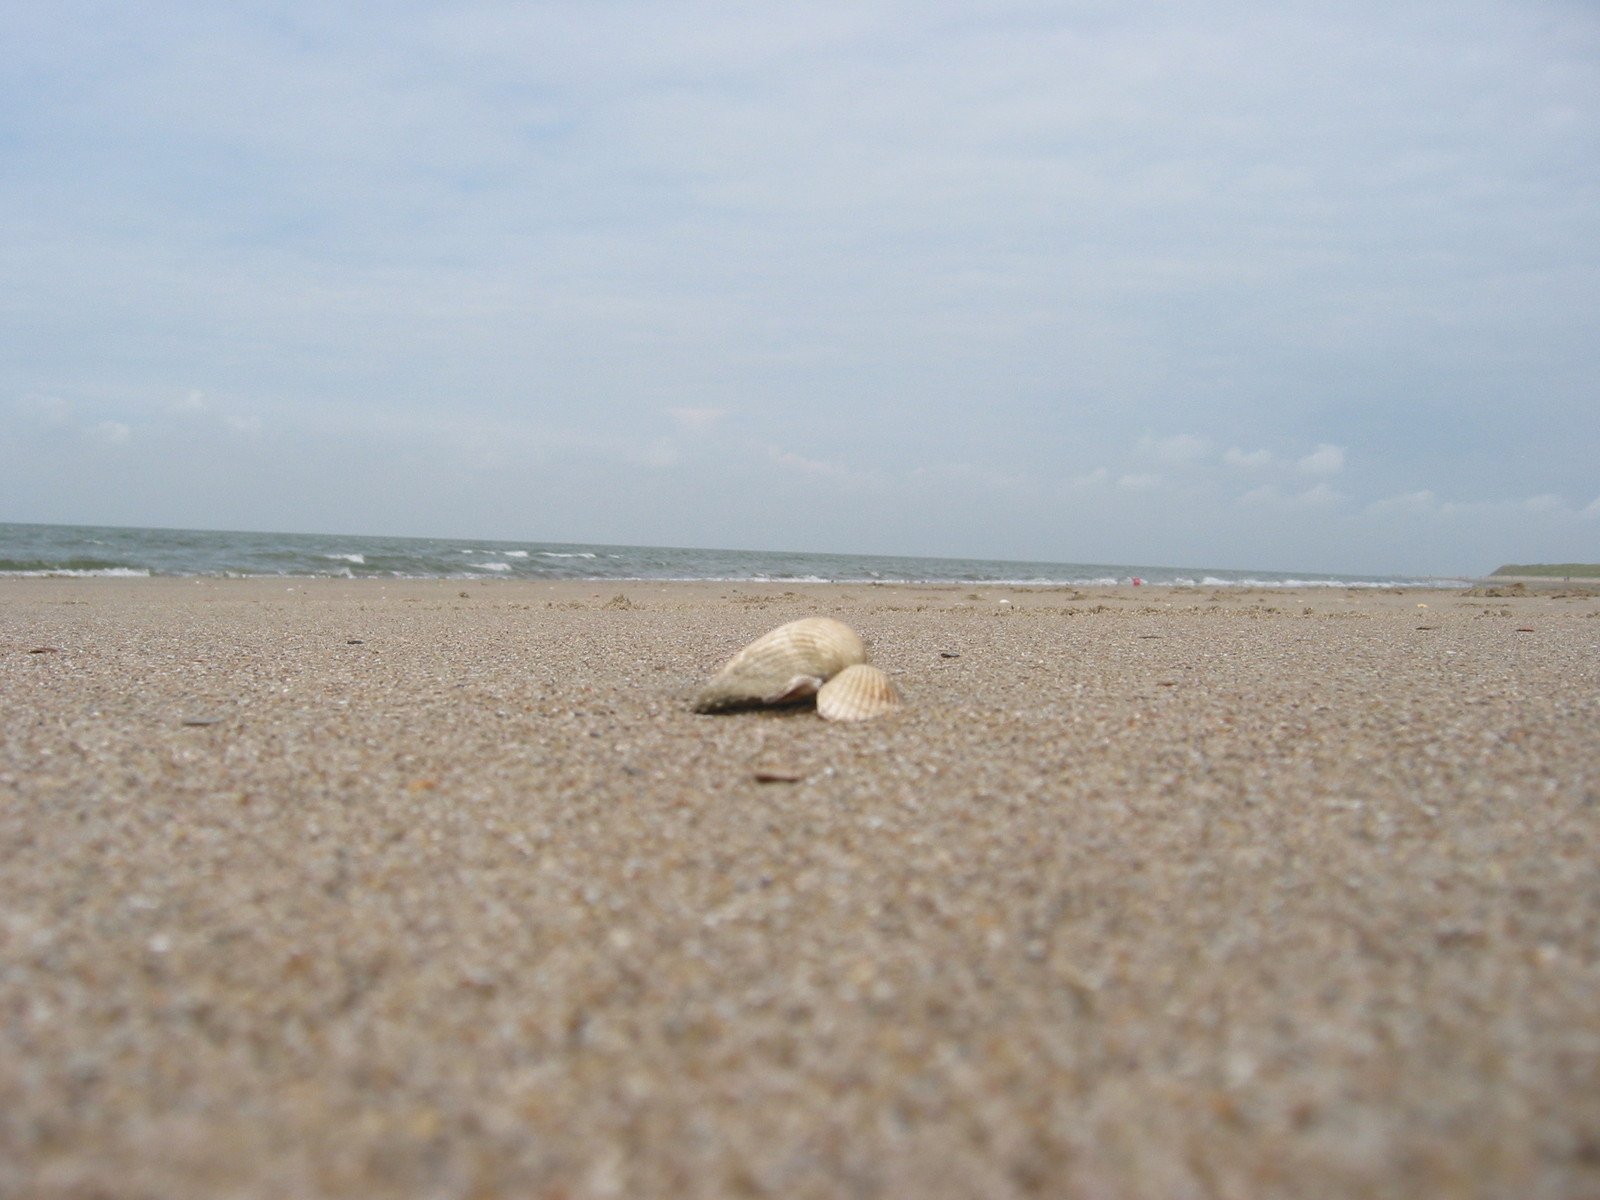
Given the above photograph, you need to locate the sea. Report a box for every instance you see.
[0,522,1467,589]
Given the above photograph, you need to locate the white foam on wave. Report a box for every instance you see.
[1195,576,1458,589]
[0,567,152,578]
[520,571,1462,590]
[540,551,598,559]
[504,550,530,558]
[323,553,365,565]
[470,561,512,572]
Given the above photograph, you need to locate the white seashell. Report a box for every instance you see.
[692,617,867,713]
[815,663,902,722]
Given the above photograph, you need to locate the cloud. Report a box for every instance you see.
[668,407,726,429]
[1224,447,1273,468]
[1239,482,1343,508]
[1117,473,1162,490]
[1583,495,1600,520]
[764,444,873,486]
[906,461,1029,493]
[1139,433,1211,463]
[176,390,263,436]
[1297,482,1343,507]
[1520,493,1565,514]
[638,438,679,468]
[1072,467,1111,488]
[1238,485,1278,506]
[88,420,132,445]
[18,395,75,426]
[1365,490,1578,518]
[1297,444,1346,475]
[1365,489,1439,516]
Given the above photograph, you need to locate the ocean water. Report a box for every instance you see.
[0,522,1465,588]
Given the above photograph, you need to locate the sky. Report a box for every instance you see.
[3,0,1597,576]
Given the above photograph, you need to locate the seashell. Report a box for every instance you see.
[815,663,901,722]
[693,617,867,713]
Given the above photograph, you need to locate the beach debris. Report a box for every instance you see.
[27,647,60,654]
[753,765,808,783]
[692,617,867,713]
[940,651,961,658]
[603,593,636,610]
[816,663,902,722]
[180,715,224,727]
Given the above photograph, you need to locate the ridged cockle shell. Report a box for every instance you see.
[692,617,867,713]
[815,663,902,722]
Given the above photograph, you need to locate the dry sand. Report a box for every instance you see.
[2,577,1598,1199]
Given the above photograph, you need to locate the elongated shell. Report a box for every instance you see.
[692,617,867,713]
[816,663,901,722]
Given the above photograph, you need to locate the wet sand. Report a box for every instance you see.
[3,577,1598,1198]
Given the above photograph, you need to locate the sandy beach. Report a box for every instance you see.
[3,577,1597,1199]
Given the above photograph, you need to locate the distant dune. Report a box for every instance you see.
[1491,563,1600,578]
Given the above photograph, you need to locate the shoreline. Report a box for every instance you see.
[4,577,1598,1197]
[0,572,1478,592]
[3,572,1582,627]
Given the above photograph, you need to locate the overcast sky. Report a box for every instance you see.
[4,1,1597,574]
